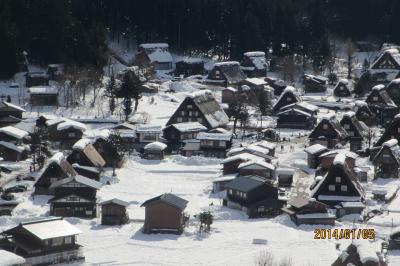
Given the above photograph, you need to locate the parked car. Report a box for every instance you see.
[0,166,12,173]
[5,185,27,194]
[22,175,36,181]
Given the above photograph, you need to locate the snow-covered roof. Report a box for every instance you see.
[244,51,265,57]
[48,152,65,164]
[304,144,328,155]
[319,150,358,160]
[170,122,207,133]
[186,90,229,128]
[50,175,102,190]
[0,250,26,265]
[238,160,275,170]
[253,141,276,151]
[0,101,25,112]
[0,126,29,139]
[144,141,167,151]
[28,86,58,95]
[277,108,312,117]
[296,212,336,219]
[276,168,295,175]
[214,61,240,67]
[72,138,92,150]
[353,241,379,264]
[139,43,172,63]
[222,152,263,164]
[139,43,169,49]
[371,47,400,69]
[136,124,162,133]
[244,77,267,86]
[333,152,347,166]
[197,132,232,141]
[19,217,82,240]
[341,201,365,208]
[0,141,27,153]
[317,195,362,202]
[283,102,319,113]
[57,120,87,131]
[100,198,129,207]
[383,138,398,147]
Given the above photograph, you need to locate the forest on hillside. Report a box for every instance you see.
[1,0,400,78]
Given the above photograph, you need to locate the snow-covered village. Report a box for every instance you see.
[3,1,400,266]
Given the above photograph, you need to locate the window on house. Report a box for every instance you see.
[228,189,233,194]
[373,96,378,101]
[215,70,220,75]
[287,97,292,101]
[68,132,76,138]
[64,236,72,244]
[52,237,63,246]
[328,185,335,191]
[344,124,350,129]
[336,177,341,183]
[243,192,247,198]
[181,111,185,116]
[383,153,390,158]
[195,111,199,116]
[257,206,265,212]
[323,124,329,130]
[341,185,348,192]
[219,141,225,147]
[189,111,193,116]
[187,105,193,109]
[177,117,183,122]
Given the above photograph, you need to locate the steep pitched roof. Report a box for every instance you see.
[141,193,188,210]
[210,61,247,83]
[225,175,268,192]
[340,112,369,138]
[72,140,106,167]
[309,114,348,140]
[366,84,397,107]
[373,139,400,165]
[49,174,102,190]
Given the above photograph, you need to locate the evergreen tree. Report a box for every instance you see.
[105,131,124,176]
[30,127,50,171]
[105,75,117,115]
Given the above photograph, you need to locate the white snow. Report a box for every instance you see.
[238,160,275,171]
[2,101,26,112]
[304,144,327,155]
[333,152,347,166]
[197,132,232,141]
[0,250,26,265]
[244,77,267,86]
[21,218,82,240]
[222,153,265,164]
[383,139,398,147]
[144,141,167,151]
[72,138,92,150]
[0,126,29,139]
[353,241,379,264]
[170,122,207,133]
[214,61,240,67]
[57,119,87,131]
[28,86,58,95]
[0,141,26,152]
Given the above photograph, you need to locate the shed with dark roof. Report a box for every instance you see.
[141,193,188,234]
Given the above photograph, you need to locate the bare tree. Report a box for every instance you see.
[254,251,274,266]
[346,39,357,79]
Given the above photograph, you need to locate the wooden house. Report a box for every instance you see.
[0,217,84,265]
[206,61,247,87]
[372,139,400,179]
[181,139,202,157]
[67,139,106,168]
[368,46,400,83]
[28,86,58,106]
[49,175,101,218]
[92,137,122,167]
[163,122,207,150]
[109,122,136,149]
[0,141,28,162]
[276,168,295,187]
[310,153,365,206]
[340,111,369,152]
[51,119,86,150]
[304,144,329,169]
[195,132,232,158]
[0,101,25,127]
[224,175,283,218]
[366,84,398,125]
[385,78,400,106]
[303,74,327,93]
[282,197,335,226]
[355,100,376,126]
[221,87,237,104]
[222,153,265,175]
[143,141,167,160]
[34,152,77,195]
[332,242,386,266]
[272,86,301,114]
[265,77,287,95]
[318,150,358,171]
[252,141,276,156]
[333,79,352,97]
[100,198,129,225]
[309,114,349,149]
[166,90,229,130]
[277,107,317,129]
[174,59,204,77]
[141,193,188,234]
[25,72,49,87]
[389,230,400,250]
[240,51,267,77]
[47,64,64,80]
[238,160,275,179]
[135,124,162,148]
[133,43,173,70]
[0,126,30,144]
[72,164,101,181]
[375,114,400,146]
